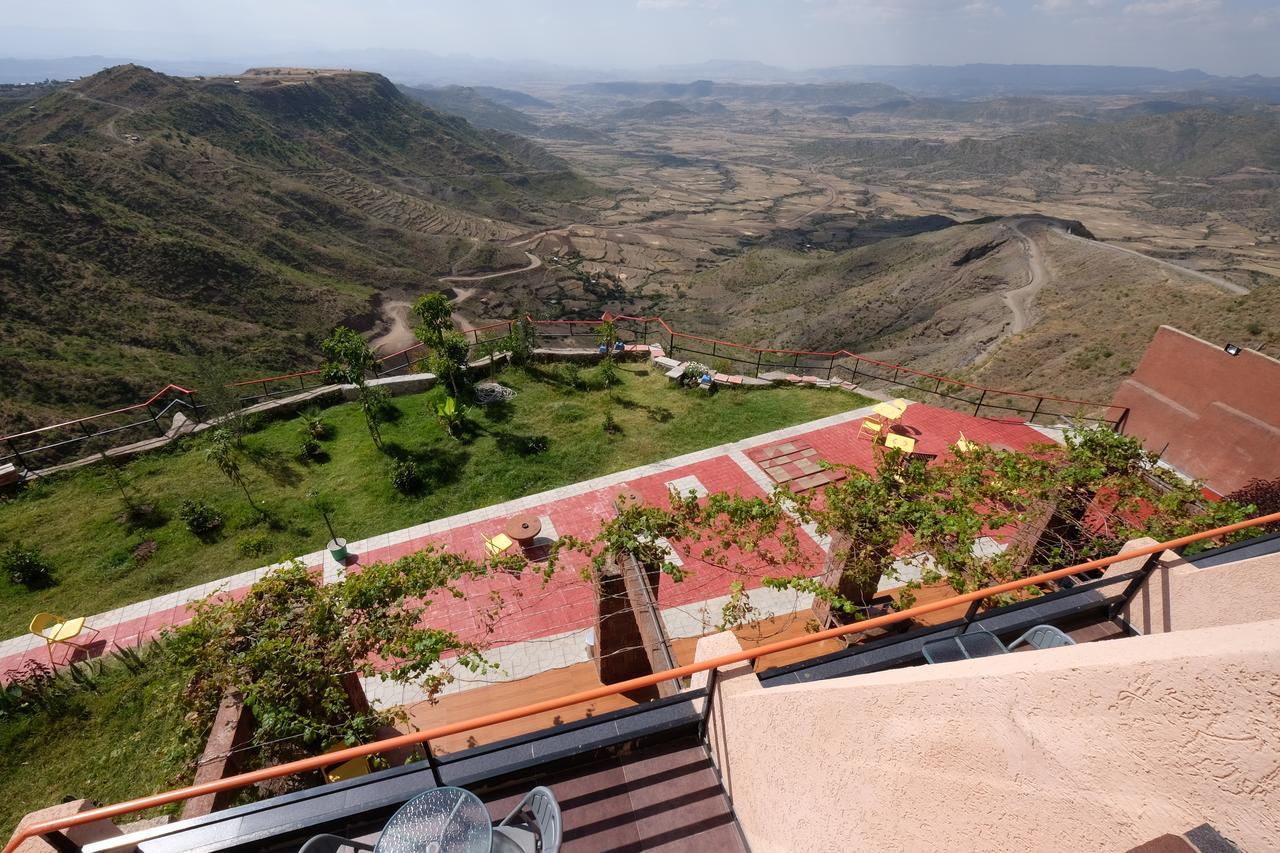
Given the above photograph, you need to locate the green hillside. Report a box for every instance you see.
[0,65,596,433]
[398,84,540,134]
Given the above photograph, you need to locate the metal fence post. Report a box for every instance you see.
[754,349,763,378]
[7,438,29,470]
[699,667,721,742]
[974,389,987,417]
[424,740,444,787]
[1029,397,1043,424]
[1109,552,1164,622]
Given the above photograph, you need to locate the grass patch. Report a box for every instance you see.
[0,653,200,839]
[0,367,868,636]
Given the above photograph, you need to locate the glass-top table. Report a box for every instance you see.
[374,786,492,853]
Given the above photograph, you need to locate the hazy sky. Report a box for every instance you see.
[3,0,1279,76]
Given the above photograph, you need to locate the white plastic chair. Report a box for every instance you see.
[1008,624,1076,651]
[491,786,562,853]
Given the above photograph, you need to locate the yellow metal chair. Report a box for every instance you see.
[484,533,515,557]
[857,418,884,441]
[955,431,979,454]
[321,743,372,784]
[29,612,99,665]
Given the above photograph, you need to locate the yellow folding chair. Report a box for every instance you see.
[484,533,515,557]
[857,418,884,441]
[955,431,979,454]
[29,612,99,665]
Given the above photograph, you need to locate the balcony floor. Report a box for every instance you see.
[479,735,746,852]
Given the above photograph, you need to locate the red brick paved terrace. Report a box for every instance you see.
[0,400,1053,698]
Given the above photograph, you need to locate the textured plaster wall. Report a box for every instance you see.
[694,619,1280,853]
[1106,546,1280,635]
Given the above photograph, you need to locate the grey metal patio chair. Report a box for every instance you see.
[491,785,562,853]
[923,624,1076,663]
[1008,624,1076,651]
[298,833,374,853]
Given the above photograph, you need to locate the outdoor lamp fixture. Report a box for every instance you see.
[1223,343,1241,356]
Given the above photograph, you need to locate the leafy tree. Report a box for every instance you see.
[166,553,501,760]
[412,293,455,348]
[429,331,472,399]
[205,427,264,518]
[321,327,386,449]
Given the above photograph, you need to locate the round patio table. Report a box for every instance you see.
[505,513,542,547]
[374,786,491,853]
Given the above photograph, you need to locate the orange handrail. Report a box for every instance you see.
[0,385,195,442]
[7,509,1279,853]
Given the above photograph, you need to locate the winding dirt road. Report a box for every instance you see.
[440,252,541,282]
[1005,220,1048,335]
[1057,229,1247,296]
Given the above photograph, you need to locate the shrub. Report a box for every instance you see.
[298,436,322,461]
[435,396,470,439]
[236,533,274,558]
[1,542,54,589]
[603,410,622,435]
[299,411,329,440]
[1226,477,1280,531]
[179,499,224,539]
[391,459,423,494]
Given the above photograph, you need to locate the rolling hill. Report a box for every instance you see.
[0,65,596,432]
[659,216,1278,402]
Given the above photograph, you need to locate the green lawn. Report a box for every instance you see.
[0,653,200,839]
[0,365,867,636]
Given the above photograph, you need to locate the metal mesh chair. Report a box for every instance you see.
[1008,624,1076,651]
[298,834,374,852]
[492,786,562,853]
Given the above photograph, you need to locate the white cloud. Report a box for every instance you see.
[808,0,1003,20]
[1034,0,1107,13]
[1123,0,1220,16]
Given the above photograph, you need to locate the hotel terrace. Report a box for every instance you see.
[3,318,1278,853]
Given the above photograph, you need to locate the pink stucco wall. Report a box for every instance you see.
[693,619,1280,853]
[1104,544,1280,635]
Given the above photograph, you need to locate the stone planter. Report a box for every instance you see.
[327,538,349,562]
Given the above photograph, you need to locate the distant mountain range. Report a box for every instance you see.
[3,54,1279,100]
[0,65,594,431]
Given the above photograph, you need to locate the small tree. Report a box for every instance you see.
[412,292,455,348]
[595,317,621,387]
[206,428,264,518]
[306,489,341,544]
[322,327,386,449]
[429,331,472,399]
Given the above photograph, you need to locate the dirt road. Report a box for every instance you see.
[1006,220,1049,335]
[369,287,482,356]
[440,252,541,282]
[1057,229,1247,296]
[70,89,134,142]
